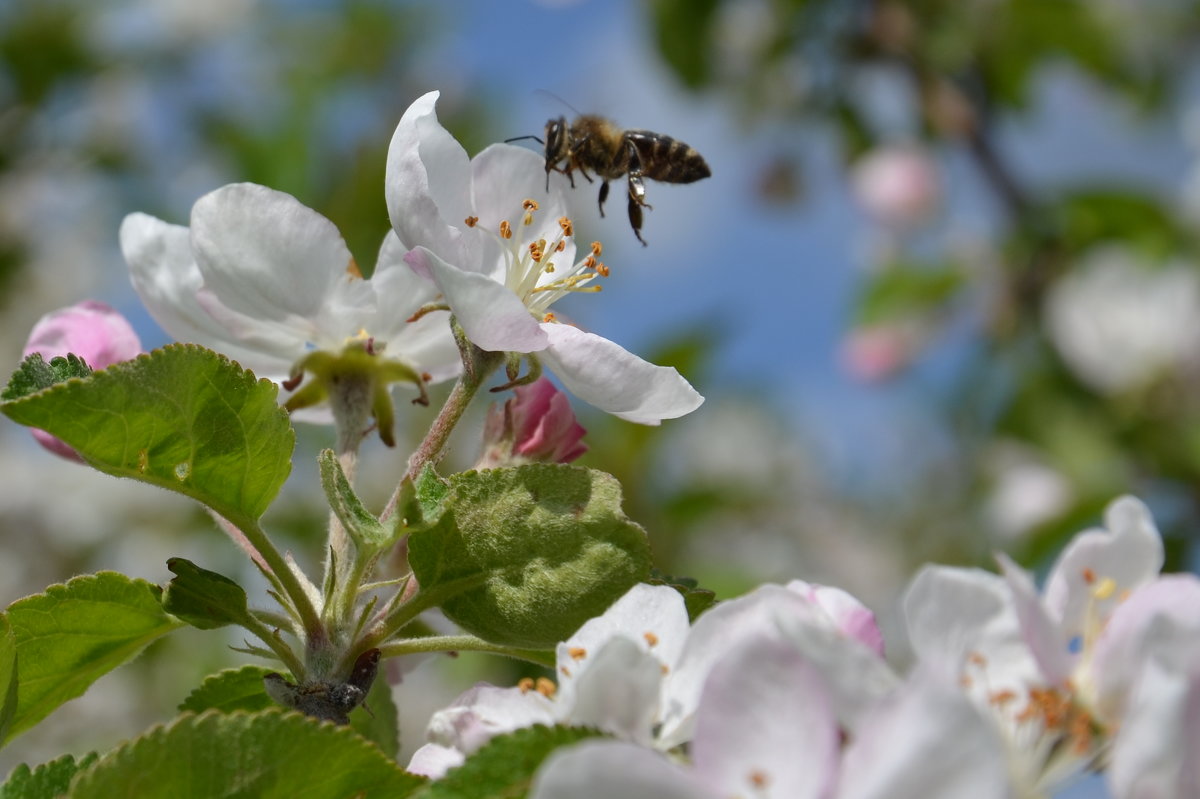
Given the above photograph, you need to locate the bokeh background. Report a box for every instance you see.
[2,0,1199,794]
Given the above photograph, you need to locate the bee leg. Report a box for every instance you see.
[598,180,609,218]
[627,175,650,246]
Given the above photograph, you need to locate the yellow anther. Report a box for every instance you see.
[464,215,479,227]
[529,240,545,261]
[590,241,602,256]
[643,631,659,647]
[535,677,557,698]
[523,198,540,211]
[346,257,363,278]
[555,239,566,252]
[558,216,573,236]
[583,255,596,269]
[595,262,610,277]
[1092,577,1117,601]
[499,220,513,239]
[517,677,535,693]
[1082,568,1096,584]
[543,312,557,323]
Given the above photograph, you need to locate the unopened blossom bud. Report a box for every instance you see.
[850,145,941,228]
[21,300,143,461]
[839,321,920,382]
[477,378,586,468]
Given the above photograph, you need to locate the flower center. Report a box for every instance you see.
[476,200,609,323]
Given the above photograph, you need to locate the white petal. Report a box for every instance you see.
[406,743,464,779]
[529,741,707,799]
[839,671,1011,799]
[425,683,555,754]
[1044,495,1164,633]
[692,637,839,799]
[120,212,294,374]
[562,637,663,745]
[385,91,478,269]
[470,143,567,234]
[1108,660,1200,799]
[403,247,547,352]
[556,583,690,689]
[369,232,462,383]
[539,324,703,424]
[190,183,367,346]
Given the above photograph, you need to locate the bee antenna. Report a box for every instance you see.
[504,134,545,145]
[533,89,583,117]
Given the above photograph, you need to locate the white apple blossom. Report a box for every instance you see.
[385,91,703,425]
[850,145,942,228]
[409,578,894,777]
[120,182,461,427]
[1044,246,1200,394]
[906,496,1200,797]
[529,638,1010,799]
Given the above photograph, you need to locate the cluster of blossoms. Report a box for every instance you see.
[411,495,1200,798]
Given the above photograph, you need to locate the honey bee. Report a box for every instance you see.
[509,115,711,246]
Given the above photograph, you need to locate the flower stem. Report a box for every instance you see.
[228,514,324,643]
[378,635,555,668]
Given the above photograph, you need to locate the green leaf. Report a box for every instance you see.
[0,753,99,799]
[3,572,184,744]
[648,0,720,89]
[179,666,276,714]
[349,664,399,758]
[65,710,424,799]
[648,570,717,621]
[162,558,252,631]
[856,262,965,325]
[416,725,605,799]
[0,344,294,527]
[0,615,16,744]
[409,465,651,649]
[1,354,91,401]
[318,449,393,554]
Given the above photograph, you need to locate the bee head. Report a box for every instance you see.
[543,116,569,166]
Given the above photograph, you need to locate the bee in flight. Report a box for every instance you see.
[508,115,711,246]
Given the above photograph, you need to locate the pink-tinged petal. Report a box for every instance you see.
[693,637,839,799]
[406,743,464,779]
[385,91,478,270]
[556,584,689,711]
[997,554,1073,686]
[529,741,708,799]
[369,232,462,384]
[840,671,1011,799]
[1044,496,1164,633]
[1107,660,1200,799]
[538,324,703,425]
[512,380,587,463]
[787,579,885,656]
[563,637,663,745]
[403,247,547,352]
[23,300,144,462]
[24,300,142,368]
[190,183,365,339]
[425,683,556,755]
[1092,575,1200,722]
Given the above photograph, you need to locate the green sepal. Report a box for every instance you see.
[162,558,252,630]
[1,353,91,401]
[409,465,651,649]
[318,449,393,555]
[648,569,718,621]
[415,724,607,799]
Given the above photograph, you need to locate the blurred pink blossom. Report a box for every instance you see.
[839,322,919,382]
[850,146,941,228]
[22,300,143,460]
[478,377,587,468]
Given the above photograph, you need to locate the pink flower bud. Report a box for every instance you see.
[22,300,143,461]
[478,378,587,468]
[850,146,941,228]
[839,322,919,382]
